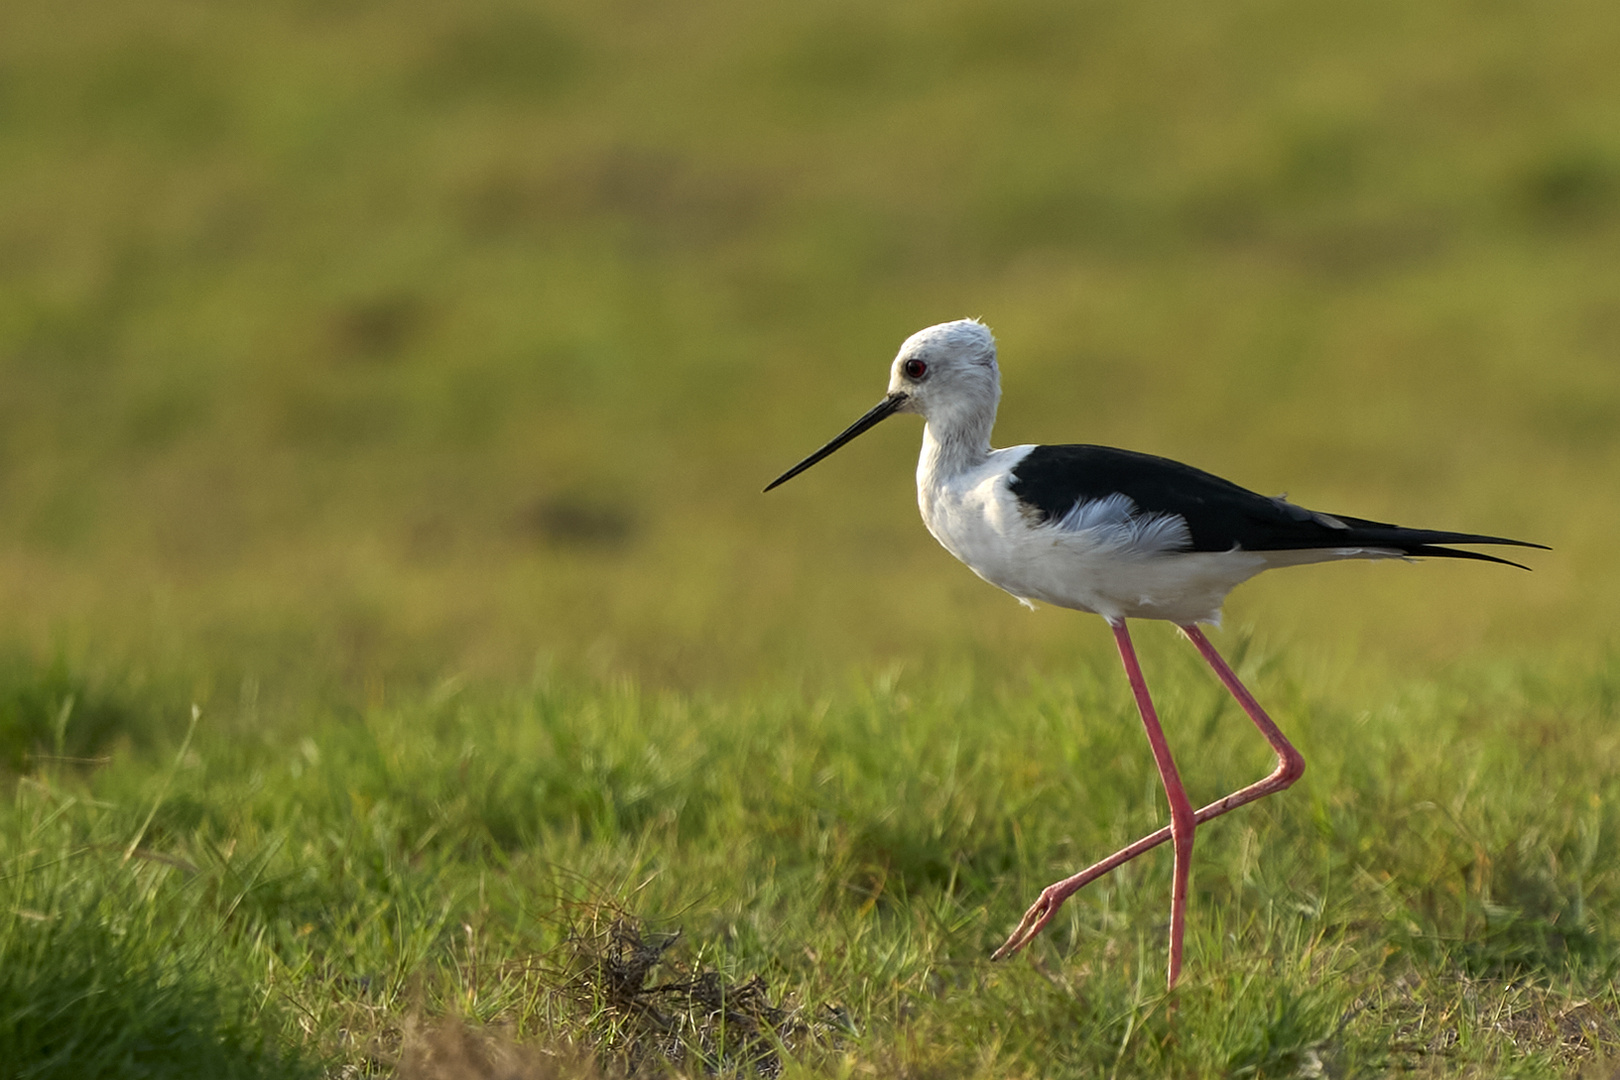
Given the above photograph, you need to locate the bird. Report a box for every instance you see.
[764,318,1543,989]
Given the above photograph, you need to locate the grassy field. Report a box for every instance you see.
[3,0,1619,1075]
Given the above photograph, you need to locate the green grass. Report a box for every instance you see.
[3,0,1620,1074]
[5,641,1619,1075]
[1,840,321,1079]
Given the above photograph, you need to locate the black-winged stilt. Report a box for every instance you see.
[765,319,1542,988]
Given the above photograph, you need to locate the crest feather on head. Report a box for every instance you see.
[899,319,997,369]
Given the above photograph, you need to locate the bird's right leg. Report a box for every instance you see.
[992,624,1304,969]
[1179,623,1306,815]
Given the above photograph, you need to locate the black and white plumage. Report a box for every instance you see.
[767,319,1538,625]
[1009,443,1535,567]
[765,318,1543,987]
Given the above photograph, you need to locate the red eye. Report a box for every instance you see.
[903,358,928,379]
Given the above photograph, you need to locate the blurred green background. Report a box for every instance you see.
[1,0,1614,701]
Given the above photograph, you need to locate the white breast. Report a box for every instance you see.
[917,445,1275,624]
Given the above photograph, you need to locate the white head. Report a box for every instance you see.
[764,319,1002,491]
[886,319,1001,425]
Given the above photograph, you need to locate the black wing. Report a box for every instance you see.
[1007,445,1545,568]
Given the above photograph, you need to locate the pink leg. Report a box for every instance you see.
[1109,621,1195,986]
[992,623,1306,978]
[1179,625,1306,809]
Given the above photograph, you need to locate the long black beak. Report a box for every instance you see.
[764,392,907,492]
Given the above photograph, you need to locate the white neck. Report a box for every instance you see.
[918,408,994,487]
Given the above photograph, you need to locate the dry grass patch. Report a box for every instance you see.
[390,907,844,1079]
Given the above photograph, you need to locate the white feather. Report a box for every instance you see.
[1051,493,1193,555]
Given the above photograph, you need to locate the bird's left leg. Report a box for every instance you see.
[992,621,1199,984]
[1108,620,1196,987]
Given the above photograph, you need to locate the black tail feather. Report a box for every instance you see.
[1333,520,1548,570]
[1398,544,1537,571]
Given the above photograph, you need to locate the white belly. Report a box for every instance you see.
[934,507,1270,623]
